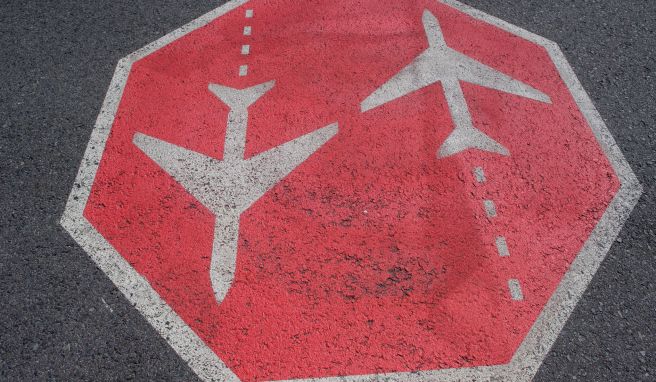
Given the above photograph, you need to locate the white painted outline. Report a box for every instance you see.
[60,0,642,381]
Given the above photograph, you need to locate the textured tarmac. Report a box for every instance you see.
[1,0,654,381]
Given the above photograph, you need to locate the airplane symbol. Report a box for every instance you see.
[133,80,338,304]
[361,9,551,157]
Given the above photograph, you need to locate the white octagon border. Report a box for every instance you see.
[60,0,643,381]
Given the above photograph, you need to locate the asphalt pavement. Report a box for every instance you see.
[1,0,654,381]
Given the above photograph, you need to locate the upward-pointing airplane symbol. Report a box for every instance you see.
[361,9,551,157]
[133,80,338,304]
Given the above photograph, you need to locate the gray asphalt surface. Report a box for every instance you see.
[1,0,654,381]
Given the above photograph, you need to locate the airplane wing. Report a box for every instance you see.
[238,122,338,211]
[134,124,338,214]
[451,50,551,103]
[132,132,226,209]
[360,51,441,112]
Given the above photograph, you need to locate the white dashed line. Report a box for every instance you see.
[483,199,497,218]
[495,236,510,257]
[238,9,253,77]
[508,279,524,301]
[473,166,486,183]
[473,166,522,301]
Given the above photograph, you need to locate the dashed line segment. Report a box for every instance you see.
[472,166,523,302]
[239,65,248,76]
[238,9,253,78]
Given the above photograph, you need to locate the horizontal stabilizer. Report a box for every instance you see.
[438,127,509,158]
[208,80,275,110]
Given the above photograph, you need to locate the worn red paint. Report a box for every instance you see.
[84,0,619,380]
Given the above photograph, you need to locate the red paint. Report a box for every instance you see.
[84,0,619,380]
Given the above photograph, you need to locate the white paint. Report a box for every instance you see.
[484,199,497,217]
[241,44,250,55]
[60,0,643,381]
[243,25,251,36]
[473,166,486,183]
[508,279,524,301]
[245,9,253,18]
[238,64,248,76]
[360,9,551,158]
[496,236,510,257]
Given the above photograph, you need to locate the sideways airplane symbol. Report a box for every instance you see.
[361,9,551,157]
[133,80,338,304]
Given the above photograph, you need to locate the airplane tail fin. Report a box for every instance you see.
[438,127,510,158]
[422,9,447,49]
[208,80,275,110]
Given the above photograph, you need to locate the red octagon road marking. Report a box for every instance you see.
[62,0,642,381]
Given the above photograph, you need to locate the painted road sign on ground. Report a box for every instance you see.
[61,0,641,381]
